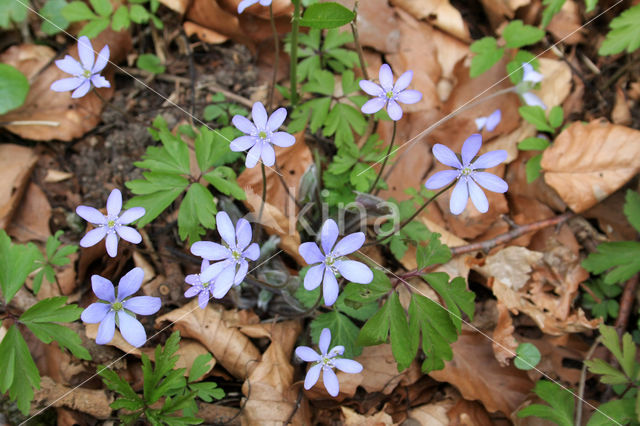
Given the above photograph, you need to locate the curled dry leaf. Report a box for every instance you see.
[0,30,132,141]
[0,144,38,229]
[612,86,632,126]
[391,0,470,41]
[156,300,261,378]
[341,406,394,426]
[429,330,534,416]
[184,22,229,45]
[33,377,113,419]
[447,398,494,426]
[478,0,531,29]
[335,0,401,54]
[492,301,519,366]
[476,246,543,292]
[541,120,640,213]
[536,58,572,110]
[547,0,583,45]
[7,183,51,242]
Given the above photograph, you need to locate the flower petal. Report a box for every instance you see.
[396,89,422,105]
[212,265,236,298]
[251,102,268,129]
[295,346,321,362]
[270,132,295,147]
[77,36,94,71]
[191,241,229,261]
[332,232,364,256]
[260,142,275,167]
[197,289,210,309]
[522,63,543,83]
[91,74,110,88]
[267,107,287,131]
[117,267,144,300]
[299,242,325,265]
[319,327,331,355]
[475,117,487,131]
[51,77,85,92]
[235,218,252,250]
[92,275,115,302]
[117,312,147,348]
[333,358,363,374]
[232,115,257,135]
[485,109,501,131]
[378,63,394,91]
[243,243,260,261]
[93,45,110,73]
[200,260,229,282]
[449,179,469,215]
[359,80,384,97]
[320,219,339,254]
[304,364,322,390]
[216,211,236,247]
[461,134,482,165]
[118,207,145,224]
[467,178,489,213]
[304,264,325,290]
[116,226,142,244]
[71,80,91,98]
[233,259,249,285]
[55,56,84,75]
[386,99,403,121]
[394,70,413,92]
[322,270,339,306]
[335,260,373,284]
[432,144,462,169]
[473,172,508,193]
[81,302,110,323]
[322,367,340,397]
[106,189,122,217]
[80,227,107,248]
[237,0,259,13]
[185,274,201,286]
[184,286,201,298]
[123,296,161,315]
[361,97,386,115]
[424,170,458,190]
[471,150,507,170]
[522,92,546,109]
[105,232,118,257]
[95,311,115,344]
[329,345,344,356]
[245,142,262,168]
[230,135,256,152]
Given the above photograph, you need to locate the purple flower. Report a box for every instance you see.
[475,109,501,132]
[298,219,373,306]
[50,36,110,98]
[76,189,145,257]
[359,63,422,121]
[190,211,260,299]
[516,63,546,110]
[237,0,271,13]
[425,134,508,215]
[295,328,362,397]
[184,260,217,309]
[230,102,295,168]
[81,267,161,347]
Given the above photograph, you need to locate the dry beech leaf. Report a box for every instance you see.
[541,120,640,213]
[476,246,543,291]
[33,377,113,419]
[492,301,519,366]
[612,86,632,126]
[184,22,229,44]
[44,169,74,183]
[0,144,38,229]
[0,30,131,141]
[536,58,572,110]
[7,182,51,243]
[547,0,583,45]
[156,300,261,378]
[335,0,401,53]
[341,406,394,425]
[447,398,494,426]
[407,400,455,425]
[391,0,470,41]
[429,330,534,415]
[479,0,531,29]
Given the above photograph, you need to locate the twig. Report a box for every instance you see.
[576,337,600,426]
[267,3,279,112]
[350,1,368,81]
[370,120,396,194]
[614,273,638,333]
[181,31,197,120]
[275,162,303,208]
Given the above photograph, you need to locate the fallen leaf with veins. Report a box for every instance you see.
[476,246,543,291]
[391,0,470,41]
[0,144,38,229]
[8,183,51,242]
[541,120,640,213]
[492,301,519,366]
[342,406,394,425]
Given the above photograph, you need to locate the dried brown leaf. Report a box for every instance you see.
[391,0,470,41]
[492,301,519,366]
[0,144,38,229]
[8,183,51,242]
[342,406,394,426]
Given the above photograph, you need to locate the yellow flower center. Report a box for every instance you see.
[386,91,394,99]
[108,220,116,228]
[112,302,123,311]
[83,69,92,78]
[259,131,267,139]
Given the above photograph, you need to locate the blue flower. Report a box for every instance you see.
[50,36,110,98]
[237,0,271,13]
[516,63,546,109]
[295,328,362,397]
[190,212,260,300]
[425,134,508,215]
[81,267,161,347]
[76,189,145,257]
[184,260,217,309]
[475,109,501,132]
[230,102,296,168]
[298,219,373,306]
[359,63,422,121]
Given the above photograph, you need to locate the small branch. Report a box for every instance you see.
[350,1,368,80]
[289,0,301,106]
[267,3,280,112]
[370,120,396,194]
[576,338,600,426]
[615,274,638,333]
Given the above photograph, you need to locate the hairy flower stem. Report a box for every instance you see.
[289,0,301,107]
[267,4,279,112]
[258,163,267,227]
[350,1,368,81]
[369,121,396,194]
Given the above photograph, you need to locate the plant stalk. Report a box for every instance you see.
[267,4,279,112]
[289,0,301,107]
[350,1,368,80]
[369,120,396,194]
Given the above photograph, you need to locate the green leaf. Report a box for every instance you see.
[189,354,213,383]
[623,190,640,233]
[519,106,553,132]
[204,167,246,200]
[126,182,188,228]
[178,183,216,243]
[137,53,165,74]
[599,4,640,55]
[323,102,366,151]
[302,69,335,95]
[0,230,40,303]
[586,398,637,426]
[0,325,41,414]
[503,20,545,48]
[507,50,539,84]
[416,233,452,269]
[541,0,565,28]
[0,64,29,114]
[582,241,640,284]
[514,342,541,370]
[469,37,504,78]
[388,292,413,371]
[525,153,543,183]
[518,137,549,151]
[79,17,109,37]
[424,273,475,331]
[111,5,129,31]
[310,311,362,358]
[597,324,637,380]
[129,4,150,23]
[143,331,185,405]
[0,0,28,28]
[299,2,355,29]
[548,105,564,129]
[98,365,143,408]
[584,359,628,385]
[40,0,69,35]
[203,104,225,122]
[341,269,391,306]
[517,380,574,426]
[584,0,597,13]
[89,0,111,17]
[189,381,224,402]
[62,1,97,21]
